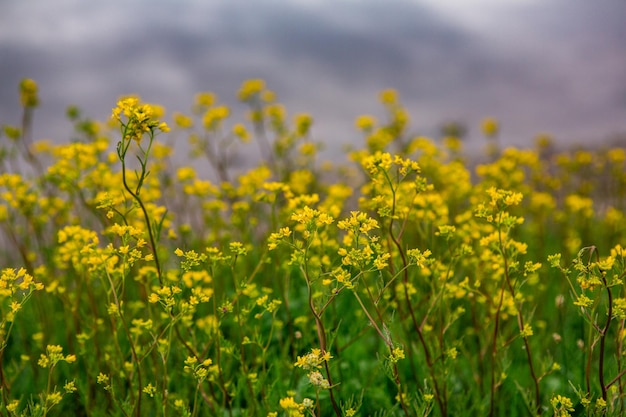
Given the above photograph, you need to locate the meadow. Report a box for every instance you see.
[1,78,626,416]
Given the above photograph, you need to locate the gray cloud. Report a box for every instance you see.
[1,0,625,162]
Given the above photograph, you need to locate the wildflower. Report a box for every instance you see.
[229,241,248,256]
[202,105,230,130]
[362,152,393,174]
[38,345,75,368]
[261,89,276,102]
[268,227,292,250]
[97,373,110,386]
[436,225,456,238]
[64,380,77,393]
[20,78,39,107]
[564,195,594,218]
[445,347,458,360]
[173,112,193,128]
[111,96,169,143]
[355,115,377,131]
[520,324,534,338]
[294,348,332,370]
[573,294,593,308]
[232,123,250,142]
[337,211,378,235]
[481,117,499,137]
[143,383,156,397]
[443,136,462,152]
[6,400,19,413]
[548,254,562,269]
[194,92,216,108]
[299,142,317,156]
[379,88,398,104]
[279,397,304,417]
[45,392,63,407]
[238,79,266,101]
[551,395,574,417]
[374,252,391,270]
[308,370,330,389]
[294,113,313,136]
[407,248,432,268]
[389,347,405,363]
[2,125,21,140]
[292,206,321,225]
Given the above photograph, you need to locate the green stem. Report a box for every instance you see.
[301,261,342,417]
[118,135,163,285]
[105,268,142,416]
[498,223,540,415]
[380,167,446,416]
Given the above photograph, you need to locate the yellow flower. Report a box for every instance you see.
[238,79,266,101]
[299,142,317,156]
[379,88,398,104]
[64,380,77,393]
[481,117,499,137]
[143,383,157,397]
[445,347,458,360]
[294,113,313,136]
[20,78,39,107]
[520,324,533,338]
[551,395,574,416]
[389,347,405,363]
[6,400,19,412]
[194,92,216,108]
[443,136,462,152]
[573,294,593,308]
[157,121,170,132]
[279,397,304,416]
[46,391,63,406]
[202,105,230,130]
[232,123,250,142]
[355,114,377,131]
[173,112,193,128]
[112,96,168,142]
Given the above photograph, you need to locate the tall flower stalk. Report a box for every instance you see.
[112,97,169,285]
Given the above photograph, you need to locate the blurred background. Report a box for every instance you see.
[1,0,625,161]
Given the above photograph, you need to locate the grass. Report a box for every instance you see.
[1,78,626,416]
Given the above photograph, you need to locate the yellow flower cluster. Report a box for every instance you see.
[550,395,574,417]
[37,344,76,368]
[111,96,169,143]
[19,78,39,107]
[5,77,626,415]
[278,396,314,417]
[294,348,332,370]
[183,355,214,382]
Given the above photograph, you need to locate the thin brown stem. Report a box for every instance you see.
[301,262,341,417]
[599,269,612,401]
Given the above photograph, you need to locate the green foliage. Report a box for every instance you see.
[1,78,626,416]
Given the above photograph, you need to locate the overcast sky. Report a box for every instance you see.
[1,0,625,162]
